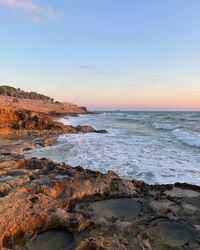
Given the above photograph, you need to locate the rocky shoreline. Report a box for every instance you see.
[0,153,199,249]
[0,101,200,249]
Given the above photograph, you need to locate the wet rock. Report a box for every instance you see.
[146,218,198,249]
[77,219,94,233]
[91,198,141,219]
[165,186,200,198]
[132,180,145,187]
[26,229,74,250]
[75,125,95,133]
[36,136,58,147]
[76,236,128,250]
[150,200,174,215]
[94,129,108,133]
[174,182,200,193]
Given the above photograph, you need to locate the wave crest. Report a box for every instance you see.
[153,123,178,130]
[172,129,200,148]
[56,118,70,125]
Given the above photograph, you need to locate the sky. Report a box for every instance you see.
[0,0,200,111]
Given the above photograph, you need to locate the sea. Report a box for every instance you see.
[24,111,200,185]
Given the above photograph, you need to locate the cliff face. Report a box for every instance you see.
[0,94,93,136]
[0,108,104,136]
[0,95,89,116]
[0,108,65,135]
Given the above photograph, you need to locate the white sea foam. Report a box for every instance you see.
[172,129,200,148]
[24,111,200,185]
[153,123,178,130]
[56,118,70,125]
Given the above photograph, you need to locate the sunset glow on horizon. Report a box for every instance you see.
[0,0,200,111]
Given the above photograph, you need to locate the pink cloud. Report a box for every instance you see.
[0,0,41,12]
[47,7,63,21]
[0,0,63,23]
[80,66,94,70]
[28,15,43,24]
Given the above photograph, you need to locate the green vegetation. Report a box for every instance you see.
[0,85,54,102]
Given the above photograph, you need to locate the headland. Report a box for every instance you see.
[0,86,199,249]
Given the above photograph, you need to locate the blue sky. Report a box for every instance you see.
[0,0,200,110]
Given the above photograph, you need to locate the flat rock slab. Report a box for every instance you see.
[165,187,200,198]
[147,218,198,249]
[91,198,141,219]
[27,229,74,250]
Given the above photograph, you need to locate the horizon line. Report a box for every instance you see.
[90,109,200,112]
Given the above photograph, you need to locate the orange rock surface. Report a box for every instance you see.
[0,95,88,116]
[0,98,101,137]
[0,154,137,248]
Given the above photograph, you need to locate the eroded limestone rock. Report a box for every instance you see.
[0,154,199,249]
[0,154,136,248]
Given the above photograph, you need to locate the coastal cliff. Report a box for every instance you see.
[0,86,88,116]
[0,94,88,117]
[0,87,100,137]
[0,87,199,249]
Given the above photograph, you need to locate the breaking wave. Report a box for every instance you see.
[56,118,70,126]
[24,111,200,185]
[172,129,200,148]
[153,123,178,130]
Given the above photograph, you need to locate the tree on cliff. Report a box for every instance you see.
[0,85,54,102]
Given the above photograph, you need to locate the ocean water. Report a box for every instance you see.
[24,111,200,185]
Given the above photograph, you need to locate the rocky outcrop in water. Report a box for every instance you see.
[0,108,63,135]
[0,108,106,137]
[0,153,199,249]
